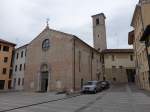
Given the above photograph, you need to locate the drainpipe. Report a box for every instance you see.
[91,49,93,80]
[102,54,105,81]
[73,38,76,91]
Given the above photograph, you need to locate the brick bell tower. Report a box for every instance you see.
[92,13,107,52]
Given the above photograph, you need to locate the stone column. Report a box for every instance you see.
[36,71,41,91]
[47,72,51,92]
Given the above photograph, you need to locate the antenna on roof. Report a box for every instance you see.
[114,32,119,48]
[46,18,50,27]
[15,38,19,47]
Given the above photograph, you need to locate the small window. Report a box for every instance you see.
[88,56,90,72]
[92,52,94,59]
[3,46,9,52]
[25,50,27,56]
[24,63,26,70]
[119,66,123,69]
[96,18,99,25]
[42,39,50,50]
[130,55,133,61]
[112,55,115,61]
[2,68,7,74]
[22,78,24,86]
[103,77,106,81]
[18,78,21,86]
[13,78,16,87]
[97,59,99,65]
[112,66,116,69]
[16,53,19,59]
[15,65,17,72]
[99,56,101,62]
[4,57,8,63]
[9,69,12,78]
[21,51,24,58]
[113,77,116,81]
[79,51,81,72]
[148,77,150,85]
[19,64,22,71]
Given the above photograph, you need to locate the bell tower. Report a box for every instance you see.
[92,13,107,52]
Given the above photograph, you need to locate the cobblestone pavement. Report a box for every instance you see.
[0,84,150,112]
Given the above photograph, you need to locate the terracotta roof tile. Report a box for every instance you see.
[0,38,16,46]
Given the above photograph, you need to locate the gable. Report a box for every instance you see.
[29,27,74,46]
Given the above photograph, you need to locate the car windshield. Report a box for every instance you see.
[84,81,96,85]
[101,82,106,84]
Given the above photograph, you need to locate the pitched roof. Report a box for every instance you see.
[73,36,100,54]
[131,4,141,27]
[102,49,134,54]
[29,26,100,54]
[49,29,100,54]
[0,38,16,46]
[91,13,106,19]
[16,44,28,50]
[29,26,74,44]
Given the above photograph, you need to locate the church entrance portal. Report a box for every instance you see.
[41,71,48,92]
[39,64,49,92]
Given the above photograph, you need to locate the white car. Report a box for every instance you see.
[81,81,102,94]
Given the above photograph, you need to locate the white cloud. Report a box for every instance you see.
[0,0,138,48]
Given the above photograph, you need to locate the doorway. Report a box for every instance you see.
[40,71,48,92]
[81,78,84,89]
[0,80,5,90]
[126,69,136,83]
[8,80,11,89]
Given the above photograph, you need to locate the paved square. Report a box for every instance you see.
[0,84,150,112]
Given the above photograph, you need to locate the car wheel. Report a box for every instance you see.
[93,89,97,94]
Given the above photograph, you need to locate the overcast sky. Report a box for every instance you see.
[0,0,138,48]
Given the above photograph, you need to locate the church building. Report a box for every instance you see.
[24,13,106,92]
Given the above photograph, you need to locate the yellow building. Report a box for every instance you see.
[102,49,135,84]
[0,39,16,90]
[129,0,150,90]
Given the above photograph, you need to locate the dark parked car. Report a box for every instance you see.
[81,81,102,94]
[100,81,110,90]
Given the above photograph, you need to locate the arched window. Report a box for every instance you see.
[18,78,21,86]
[42,39,50,50]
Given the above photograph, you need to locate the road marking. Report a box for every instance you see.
[0,94,81,112]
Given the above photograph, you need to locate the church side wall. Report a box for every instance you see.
[74,39,102,90]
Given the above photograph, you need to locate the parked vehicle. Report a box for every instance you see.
[81,81,102,94]
[100,81,110,90]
